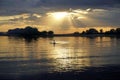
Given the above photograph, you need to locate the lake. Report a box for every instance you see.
[0,36,120,80]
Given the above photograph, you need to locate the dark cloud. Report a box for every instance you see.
[1,0,120,9]
[0,0,120,7]
[0,0,40,15]
[81,8,120,26]
[36,0,120,8]
[0,0,120,16]
[0,0,39,8]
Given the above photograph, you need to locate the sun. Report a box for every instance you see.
[53,12,68,19]
[50,12,68,20]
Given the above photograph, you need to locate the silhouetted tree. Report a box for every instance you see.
[105,29,116,34]
[73,32,80,36]
[110,29,116,34]
[86,28,99,34]
[100,29,103,34]
[7,28,23,35]
[7,26,39,36]
[48,31,54,37]
[23,26,39,36]
[40,31,48,36]
[116,28,120,34]
[81,31,86,34]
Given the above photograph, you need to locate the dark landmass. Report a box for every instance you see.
[0,32,6,36]
[0,26,120,38]
[0,65,120,80]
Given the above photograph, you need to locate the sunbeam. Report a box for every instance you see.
[46,9,87,28]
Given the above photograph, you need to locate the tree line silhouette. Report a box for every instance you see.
[0,26,120,37]
[73,28,120,36]
[7,26,54,37]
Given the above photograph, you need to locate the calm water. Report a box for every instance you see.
[0,36,120,79]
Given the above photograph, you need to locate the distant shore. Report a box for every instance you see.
[0,26,120,38]
[1,33,120,38]
[54,34,120,37]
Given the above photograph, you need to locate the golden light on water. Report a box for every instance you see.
[50,40,91,72]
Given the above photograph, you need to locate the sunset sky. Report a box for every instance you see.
[0,0,120,33]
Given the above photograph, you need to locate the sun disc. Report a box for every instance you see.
[52,12,68,20]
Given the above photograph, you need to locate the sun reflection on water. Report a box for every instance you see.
[51,45,91,72]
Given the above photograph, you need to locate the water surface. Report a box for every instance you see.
[0,36,120,80]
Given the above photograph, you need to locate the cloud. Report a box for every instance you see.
[0,0,39,8]
[0,0,120,32]
[0,0,42,16]
[8,13,42,25]
[0,7,120,28]
[36,0,120,8]
[1,0,120,15]
[1,0,120,8]
[80,8,120,26]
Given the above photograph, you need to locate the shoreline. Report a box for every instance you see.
[0,33,120,37]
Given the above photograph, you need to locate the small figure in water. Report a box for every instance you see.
[52,40,56,47]
[53,40,56,44]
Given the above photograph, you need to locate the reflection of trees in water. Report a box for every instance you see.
[8,36,39,43]
[8,35,54,43]
[24,36,39,42]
